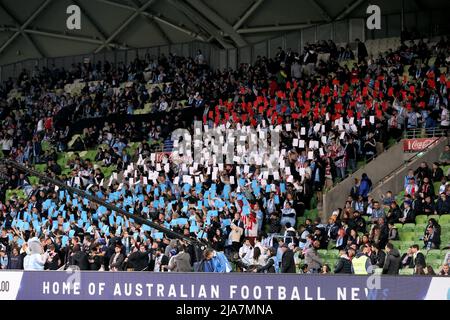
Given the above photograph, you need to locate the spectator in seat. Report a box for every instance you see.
[370,201,384,224]
[415,162,432,184]
[423,225,441,250]
[400,246,415,269]
[388,222,399,240]
[352,210,366,234]
[404,169,416,190]
[438,145,450,165]
[419,177,435,200]
[411,244,426,273]
[386,201,401,224]
[335,228,348,250]
[109,243,125,272]
[382,242,401,275]
[439,264,449,276]
[405,177,419,196]
[431,162,444,183]
[435,192,450,215]
[422,195,436,215]
[399,199,416,223]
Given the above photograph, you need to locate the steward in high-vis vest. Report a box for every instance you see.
[352,246,372,275]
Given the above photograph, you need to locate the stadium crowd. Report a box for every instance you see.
[0,35,449,274]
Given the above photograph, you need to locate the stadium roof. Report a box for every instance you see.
[0,0,448,65]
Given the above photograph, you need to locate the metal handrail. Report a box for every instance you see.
[370,136,446,190]
[403,128,448,139]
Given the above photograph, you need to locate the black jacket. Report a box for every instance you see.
[400,253,414,269]
[334,256,353,274]
[413,252,426,269]
[127,251,150,271]
[69,251,89,270]
[281,249,296,273]
[370,250,386,268]
[382,248,401,275]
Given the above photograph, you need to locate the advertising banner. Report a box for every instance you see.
[0,271,448,300]
[403,138,439,152]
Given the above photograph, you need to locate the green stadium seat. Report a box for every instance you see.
[394,223,403,230]
[429,259,443,270]
[399,232,417,241]
[415,215,429,224]
[296,217,306,226]
[415,224,427,232]
[389,240,402,249]
[402,223,416,232]
[318,249,328,257]
[399,241,415,250]
[439,215,450,224]
[427,215,440,222]
[399,268,414,275]
[327,240,336,250]
[426,249,442,260]
[325,250,339,259]
[363,215,370,223]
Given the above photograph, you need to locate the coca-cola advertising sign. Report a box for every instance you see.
[403,138,438,152]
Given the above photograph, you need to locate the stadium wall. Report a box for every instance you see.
[322,141,409,217]
[370,137,449,201]
[0,271,449,300]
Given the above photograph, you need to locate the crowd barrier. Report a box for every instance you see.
[0,271,448,300]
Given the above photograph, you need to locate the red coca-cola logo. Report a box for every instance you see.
[404,138,438,151]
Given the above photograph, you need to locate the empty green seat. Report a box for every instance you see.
[399,241,415,250]
[389,240,402,249]
[297,217,306,225]
[394,223,403,230]
[415,215,429,224]
[402,223,416,232]
[318,249,328,257]
[429,259,443,269]
[399,232,417,241]
[325,250,339,259]
[399,268,414,275]
[415,223,427,232]
[427,214,440,222]
[426,249,442,260]
[439,215,450,224]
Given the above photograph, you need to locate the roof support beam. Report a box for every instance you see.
[237,23,321,34]
[0,0,53,55]
[93,0,205,41]
[0,27,130,48]
[129,0,172,45]
[0,2,46,57]
[233,0,264,30]
[334,0,366,21]
[185,0,248,47]
[307,0,332,22]
[168,0,233,49]
[94,0,156,53]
